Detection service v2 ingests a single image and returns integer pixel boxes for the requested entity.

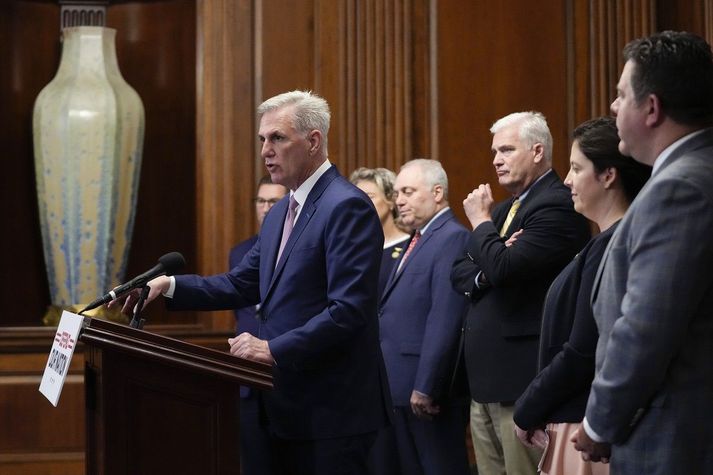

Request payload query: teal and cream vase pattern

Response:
[33,26,144,325]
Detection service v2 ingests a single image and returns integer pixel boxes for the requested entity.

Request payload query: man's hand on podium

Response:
[107,276,171,316]
[228,333,274,365]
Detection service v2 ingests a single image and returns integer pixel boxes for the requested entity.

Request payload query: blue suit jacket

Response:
[228,234,259,399]
[588,129,713,473]
[170,165,391,440]
[229,234,259,335]
[379,209,470,406]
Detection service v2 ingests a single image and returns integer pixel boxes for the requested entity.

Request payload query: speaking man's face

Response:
[258,107,315,191]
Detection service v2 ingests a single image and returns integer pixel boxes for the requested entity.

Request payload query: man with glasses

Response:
[228,175,286,475]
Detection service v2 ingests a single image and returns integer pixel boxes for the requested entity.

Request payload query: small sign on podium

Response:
[39,311,84,406]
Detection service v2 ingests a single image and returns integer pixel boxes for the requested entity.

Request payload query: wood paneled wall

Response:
[3,1,713,473]
[3,0,713,329]
[0,0,198,327]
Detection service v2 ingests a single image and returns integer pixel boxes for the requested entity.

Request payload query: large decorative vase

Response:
[33,26,144,325]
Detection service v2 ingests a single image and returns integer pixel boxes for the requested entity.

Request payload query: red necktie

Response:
[276,195,299,264]
[398,231,421,271]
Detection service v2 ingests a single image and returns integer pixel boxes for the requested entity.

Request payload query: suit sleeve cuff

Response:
[583,417,606,442]
[267,341,278,366]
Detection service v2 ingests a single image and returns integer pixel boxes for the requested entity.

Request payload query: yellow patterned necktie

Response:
[499,198,520,236]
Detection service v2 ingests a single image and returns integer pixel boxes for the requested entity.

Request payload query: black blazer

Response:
[513,224,616,428]
[451,170,591,403]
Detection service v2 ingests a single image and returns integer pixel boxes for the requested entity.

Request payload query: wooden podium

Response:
[79,317,272,475]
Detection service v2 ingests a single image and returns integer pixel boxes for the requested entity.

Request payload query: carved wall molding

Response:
[568,0,656,124]
[59,0,108,29]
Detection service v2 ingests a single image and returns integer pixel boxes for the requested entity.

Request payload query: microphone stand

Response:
[129,285,151,329]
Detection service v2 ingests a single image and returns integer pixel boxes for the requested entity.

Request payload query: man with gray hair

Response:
[450,112,590,474]
[114,90,390,474]
[376,159,471,474]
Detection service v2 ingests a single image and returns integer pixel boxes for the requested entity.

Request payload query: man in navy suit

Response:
[229,176,287,333]
[228,175,286,475]
[377,159,471,475]
[118,90,390,475]
[572,31,713,474]
[450,112,590,475]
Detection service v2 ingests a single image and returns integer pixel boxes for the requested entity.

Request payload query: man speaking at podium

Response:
[111,90,390,475]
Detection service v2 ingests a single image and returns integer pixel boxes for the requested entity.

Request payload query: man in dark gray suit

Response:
[573,31,713,474]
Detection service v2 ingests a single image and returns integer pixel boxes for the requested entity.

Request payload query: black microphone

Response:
[79,252,186,314]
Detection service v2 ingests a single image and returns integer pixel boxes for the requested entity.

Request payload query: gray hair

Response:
[400,158,449,200]
[350,167,399,218]
[490,111,553,163]
[257,90,331,149]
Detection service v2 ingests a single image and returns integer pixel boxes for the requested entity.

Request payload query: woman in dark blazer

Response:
[512,117,651,474]
[350,167,410,297]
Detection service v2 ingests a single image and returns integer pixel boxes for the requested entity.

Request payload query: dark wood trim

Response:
[81,318,272,389]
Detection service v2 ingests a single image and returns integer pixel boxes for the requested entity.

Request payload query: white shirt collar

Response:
[290,159,332,221]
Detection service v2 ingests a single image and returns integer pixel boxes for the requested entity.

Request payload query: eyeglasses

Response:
[254,198,281,206]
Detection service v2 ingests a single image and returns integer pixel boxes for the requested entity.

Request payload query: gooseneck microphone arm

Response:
[129,284,152,329]
[78,252,185,315]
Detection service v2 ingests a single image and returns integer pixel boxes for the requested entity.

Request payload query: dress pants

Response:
[470,400,542,475]
[390,404,471,475]
[240,394,279,475]
[368,423,401,475]
[272,431,376,475]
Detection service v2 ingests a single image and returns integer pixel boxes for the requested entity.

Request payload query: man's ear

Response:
[308,130,322,155]
[432,184,445,203]
[645,94,665,128]
[532,143,545,164]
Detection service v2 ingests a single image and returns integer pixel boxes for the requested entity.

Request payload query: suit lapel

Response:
[504,170,560,235]
[260,198,287,297]
[592,129,713,306]
[590,227,618,306]
[496,197,516,235]
[271,198,316,283]
[264,166,339,301]
[380,210,452,303]
[654,128,713,177]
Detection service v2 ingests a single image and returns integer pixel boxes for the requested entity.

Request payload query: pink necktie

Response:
[276,195,299,264]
